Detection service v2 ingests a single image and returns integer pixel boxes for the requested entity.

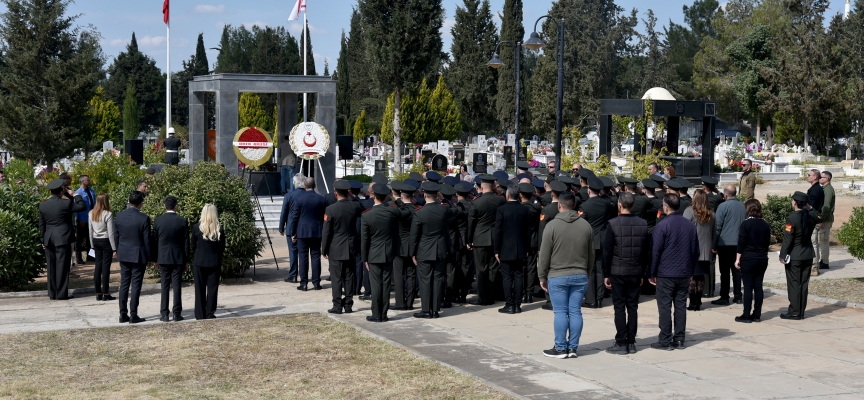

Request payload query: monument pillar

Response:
[215,90,239,171]
[188,91,208,164]
[315,90,337,192]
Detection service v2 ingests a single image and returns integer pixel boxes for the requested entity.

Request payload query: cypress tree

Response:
[353,109,369,143]
[336,30,351,135]
[496,0,524,134]
[123,82,140,140]
[238,92,274,132]
[172,33,209,128]
[88,86,121,145]
[431,76,463,141]
[448,0,498,136]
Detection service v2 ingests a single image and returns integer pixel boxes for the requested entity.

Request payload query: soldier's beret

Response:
[403,179,420,190]
[425,171,442,182]
[617,176,638,184]
[349,180,363,190]
[439,183,456,196]
[792,191,808,202]
[533,178,545,188]
[650,174,667,183]
[454,182,473,194]
[666,179,682,189]
[480,174,497,183]
[421,181,440,193]
[674,177,694,188]
[641,179,659,189]
[588,177,604,191]
[372,173,388,184]
[47,178,65,190]
[497,178,512,187]
[372,184,391,196]
[518,183,535,194]
[334,180,352,191]
[549,180,568,193]
[493,170,509,181]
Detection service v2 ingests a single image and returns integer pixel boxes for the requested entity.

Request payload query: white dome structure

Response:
[641,87,676,101]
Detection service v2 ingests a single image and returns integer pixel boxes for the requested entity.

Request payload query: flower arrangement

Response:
[529,159,540,168]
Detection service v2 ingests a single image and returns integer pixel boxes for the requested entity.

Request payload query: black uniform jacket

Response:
[579,196,617,250]
[780,209,820,262]
[38,194,86,246]
[493,201,532,261]
[360,203,403,263]
[467,192,506,247]
[322,199,362,261]
[410,201,460,261]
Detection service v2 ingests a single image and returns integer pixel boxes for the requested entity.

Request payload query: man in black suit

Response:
[361,184,403,322]
[467,175,506,305]
[494,184,532,314]
[152,196,189,322]
[163,127,181,165]
[579,177,617,308]
[453,182,475,303]
[518,183,541,304]
[392,183,419,310]
[322,181,362,314]
[279,173,306,282]
[410,182,462,318]
[288,177,327,291]
[38,178,87,300]
[114,191,152,323]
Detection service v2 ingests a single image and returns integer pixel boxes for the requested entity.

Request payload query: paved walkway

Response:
[2,239,864,399]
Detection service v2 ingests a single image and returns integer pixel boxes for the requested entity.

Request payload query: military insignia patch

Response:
[785,223,792,232]
[540,214,545,221]
[324,214,329,221]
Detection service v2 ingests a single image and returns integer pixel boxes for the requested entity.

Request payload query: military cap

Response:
[480,174,498,183]
[549,180,568,193]
[515,173,530,181]
[674,177,694,188]
[587,177,604,191]
[425,171,442,182]
[665,179,682,189]
[403,178,420,190]
[442,176,459,186]
[493,170,509,181]
[59,172,70,180]
[617,176,638,184]
[409,172,424,181]
[390,180,403,193]
[372,173,388,184]
[599,176,615,188]
[474,175,484,185]
[641,178,659,189]
[389,179,402,187]
[518,182,535,194]
[334,180,352,191]
[557,170,570,178]
[578,168,596,179]
[146,166,157,175]
[650,174,667,183]
[421,181,440,193]
[533,178,545,188]
[455,182,473,194]
[397,182,415,192]
[349,180,363,190]
[46,178,66,190]
[792,191,808,202]
[372,184,391,196]
[439,183,456,196]
[516,160,531,170]
[701,176,719,186]
[498,178,512,187]
[536,167,550,175]
[558,176,575,185]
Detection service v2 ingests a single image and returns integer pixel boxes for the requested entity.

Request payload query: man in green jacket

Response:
[538,192,595,360]
[815,171,836,270]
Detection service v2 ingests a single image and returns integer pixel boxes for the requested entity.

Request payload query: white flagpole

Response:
[166,16,171,130]
[302,9,308,123]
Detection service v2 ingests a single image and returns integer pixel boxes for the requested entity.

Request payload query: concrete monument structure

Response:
[188,74,337,192]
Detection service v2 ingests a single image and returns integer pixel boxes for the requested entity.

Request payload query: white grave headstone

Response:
[847,147,852,161]
[437,140,449,155]
[477,135,486,145]
[428,142,437,153]
[507,134,516,147]
[103,141,114,151]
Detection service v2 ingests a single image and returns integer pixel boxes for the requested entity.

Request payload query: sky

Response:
[0,0,855,75]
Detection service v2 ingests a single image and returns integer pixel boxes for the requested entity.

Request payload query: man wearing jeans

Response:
[649,194,699,350]
[711,185,745,305]
[538,192,595,359]
[280,145,297,195]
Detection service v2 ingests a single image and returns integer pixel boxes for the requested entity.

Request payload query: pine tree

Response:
[336,30,351,135]
[238,92,274,132]
[106,33,165,132]
[639,10,671,93]
[496,0,524,134]
[172,33,210,128]
[837,0,864,151]
[726,24,775,143]
[358,0,444,172]
[123,82,140,140]
[0,0,104,167]
[665,0,720,99]
[353,109,369,143]
[323,59,330,76]
[88,86,121,145]
[448,0,498,136]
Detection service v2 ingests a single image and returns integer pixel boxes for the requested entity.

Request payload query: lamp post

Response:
[523,15,565,170]
[487,41,522,161]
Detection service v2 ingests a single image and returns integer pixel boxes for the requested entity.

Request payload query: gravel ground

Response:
[765,278,864,304]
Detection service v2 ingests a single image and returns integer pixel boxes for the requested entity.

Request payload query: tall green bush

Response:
[72,151,143,213]
[0,186,45,289]
[763,194,792,243]
[838,206,864,261]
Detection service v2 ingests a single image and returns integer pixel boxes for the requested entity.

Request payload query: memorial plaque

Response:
[428,142,438,153]
[431,154,448,171]
[477,135,486,145]
[422,150,434,164]
[374,160,387,175]
[520,146,527,161]
[504,146,514,168]
[437,140,449,154]
[473,152,488,174]
[507,134,516,147]
[454,149,465,165]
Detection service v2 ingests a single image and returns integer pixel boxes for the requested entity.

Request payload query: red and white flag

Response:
[162,0,169,24]
[288,0,306,21]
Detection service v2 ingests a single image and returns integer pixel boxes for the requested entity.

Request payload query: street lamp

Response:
[487,40,522,161]
[523,15,565,170]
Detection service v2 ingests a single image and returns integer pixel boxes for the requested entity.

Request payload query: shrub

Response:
[2,159,39,193]
[763,194,792,243]
[0,188,45,289]
[143,142,166,166]
[838,206,864,261]
[72,152,143,213]
[342,174,372,183]
[142,163,264,278]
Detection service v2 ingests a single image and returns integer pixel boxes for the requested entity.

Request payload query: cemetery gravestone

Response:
[454,149,465,165]
[504,146,514,168]
[431,154,448,172]
[375,160,386,175]
[422,150,433,164]
[473,153,488,174]
[438,140,449,155]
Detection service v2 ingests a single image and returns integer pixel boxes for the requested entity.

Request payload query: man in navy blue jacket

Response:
[288,177,327,291]
[279,173,307,283]
[114,191,151,324]
[648,193,699,351]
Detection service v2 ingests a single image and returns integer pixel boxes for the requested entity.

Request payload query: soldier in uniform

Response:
[780,192,820,320]
[579,177,617,308]
[641,179,662,231]
[410,182,461,318]
[675,177,693,210]
[539,180,568,310]
[454,182,475,303]
[494,184,532,314]
[519,183,541,304]
[467,175,506,305]
[322,180,363,314]
[361,183,402,322]
[576,169,594,203]
[619,177,647,218]
[163,127,181,165]
[701,176,724,212]
[600,176,617,207]
[392,183,419,310]
[650,174,667,199]
[440,183,464,308]
[38,178,87,300]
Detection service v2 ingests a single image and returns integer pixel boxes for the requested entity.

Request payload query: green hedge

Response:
[839,206,864,261]
[342,174,373,183]
[0,187,46,290]
[763,194,792,244]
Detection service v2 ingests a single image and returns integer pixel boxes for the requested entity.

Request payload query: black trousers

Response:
[355,252,370,296]
[393,255,416,308]
[193,266,220,319]
[453,249,472,299]
[611,275,641,345]
[785,260,813,317]
[524,250,538,296]
[329,259,355,309]
[119,262,146,317]
[717,246,741,300]
[584,250,605,305]
[655,276,690,344]
[741,258,767,318]
[703,255,717,297]
[417,259,446,313]
[76,223,90,261]
[165,152,179,165]
[297,237,322,286]
[500,259,524,307]
[46,243,72,300]
[159,264,183,318]
[369,262,393,318]
[445,252,458,301]
[473,246,498,304]
[91,238,113,294]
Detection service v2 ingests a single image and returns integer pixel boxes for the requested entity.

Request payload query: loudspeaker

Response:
[124,139,144,165]
[337,135,354,160]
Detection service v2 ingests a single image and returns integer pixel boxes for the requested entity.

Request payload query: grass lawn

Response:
[0,314,512,399]
[766,278,864,304]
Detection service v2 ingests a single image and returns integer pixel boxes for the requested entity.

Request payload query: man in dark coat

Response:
[152,196,189,322]
[440,183,465,309]
[163,127,181,165]
[579,177,617,308]
[701,176,724,212]
[38,178,87,300]
[466,175,506,305]
[392,183,419,310]
[114,191,152,323]
[518,183,541,304]
[361,184,402,322]
[288,177,327,291]
[453,182,475,303]
[494,185,532,314]
[780,191,821,319]
[279,173,306,282]
[322,181,362,314]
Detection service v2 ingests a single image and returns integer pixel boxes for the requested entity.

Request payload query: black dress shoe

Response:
[313,285,323,291]
[711,298,730,305]
[297,285,308,291]
[687,304,694,311]
[413,312,432,319]
[650,342,675,351]
[819,262,830,269]
[102,294,115,301]
[693,304,701,311]
[735,315,752,323]
[541,302,553,311]
[119,315,130,323]
[514,305,522,313]
[344,307,353,314]
[732,298,742,304]
[174,315,184,322]
[780,313,800,320]
[498,306,515,314]
[327,307,343,314]
[405,306,414,311]
[129,316,146,324]
[283,276,298,282]
[432,312,440,318]
[381,316,389,322]
[675,341,685,350]
[390,305,405,310]
[606,343,629,355]
[366,315,382,322]
[160,316,170,322]
[628,344,637,354]
[97,294,103,301]
[750,316,761,322]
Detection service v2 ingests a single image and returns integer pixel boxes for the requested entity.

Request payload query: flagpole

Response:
[302,9,308,123]
[166,15,171,130]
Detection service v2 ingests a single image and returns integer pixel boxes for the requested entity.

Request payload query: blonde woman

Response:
[192,204,226,320]
[88,193,116,301]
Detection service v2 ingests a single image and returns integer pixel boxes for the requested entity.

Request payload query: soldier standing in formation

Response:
[467,175,506,306]
[579,177,617,308]
[322,180,362,315]
[494,185,532,314]
[360,184,403,322]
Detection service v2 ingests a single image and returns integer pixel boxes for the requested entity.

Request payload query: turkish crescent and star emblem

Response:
[290,122,330,160]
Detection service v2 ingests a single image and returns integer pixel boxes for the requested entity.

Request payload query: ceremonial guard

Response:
[163,127,181,165]
[494,185,532,314]
[38,178,86,300]
[579,177,617,308]
[780,192,820,320]
[361,184,402,322]
[675,177,693,210]
[322,180,363,314]
[519,182,541,304]
[641,179,662,230]
[392,183,418,310]
[467,175,506,305]
[619,177,647,218]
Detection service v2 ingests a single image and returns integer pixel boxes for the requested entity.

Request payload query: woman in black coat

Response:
[192,204,226,320]
[735,199,772,323]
